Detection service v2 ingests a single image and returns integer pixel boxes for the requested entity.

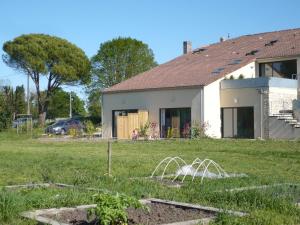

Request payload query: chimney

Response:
[220,37,224,42]
[183,41,192,54]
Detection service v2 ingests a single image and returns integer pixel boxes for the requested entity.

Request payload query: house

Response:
[101,28,300,139]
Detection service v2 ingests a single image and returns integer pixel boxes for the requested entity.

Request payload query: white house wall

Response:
[269,87,297,115]
[220,88,262,138]
[102,88,202,138]
[298,58,300,98]
[225,62,256,79]
[204,62,258,138]
[203,79,222,138]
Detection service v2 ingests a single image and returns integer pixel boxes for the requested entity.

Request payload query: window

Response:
[221,107,254,139]
[160,108,191,138]
[259,59,297,79]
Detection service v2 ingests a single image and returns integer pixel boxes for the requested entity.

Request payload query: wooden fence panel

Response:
[138,110,149,127]
[117,110,149,139]
[128,113,139,137]
[117,116,129,139]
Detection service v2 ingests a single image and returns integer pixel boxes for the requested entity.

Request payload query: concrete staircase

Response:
[269,110,300,139]
[271,110,300,128]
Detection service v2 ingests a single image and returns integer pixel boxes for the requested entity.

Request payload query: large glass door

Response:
[160,108,191,138]
[237,107,254,138]
[221,107,254,139]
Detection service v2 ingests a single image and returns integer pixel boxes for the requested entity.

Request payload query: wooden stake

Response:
[107,140,112,176]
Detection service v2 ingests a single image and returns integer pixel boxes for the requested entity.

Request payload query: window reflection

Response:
[259,59,297,79]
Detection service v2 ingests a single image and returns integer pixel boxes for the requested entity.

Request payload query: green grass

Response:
[0,131,300,224]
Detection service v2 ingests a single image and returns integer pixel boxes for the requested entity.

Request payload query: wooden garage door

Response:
[116,110,149,139]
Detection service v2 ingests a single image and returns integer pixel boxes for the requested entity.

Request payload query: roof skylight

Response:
[265,40,278,46]
[245,50,259,56]
[228,59,242,65]
[192,48,207,54]
[212,67,225,75]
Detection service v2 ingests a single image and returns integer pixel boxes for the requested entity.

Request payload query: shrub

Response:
[17,122,28,132]
[138,122,150,139]
[0,112,12,132]
[182,123,191,138]
[84,120,95,136]
[89,193,146,225]
[68,127,78,137]
[149,122,158,139]
[68,123,83,137]
[191,121,209,138]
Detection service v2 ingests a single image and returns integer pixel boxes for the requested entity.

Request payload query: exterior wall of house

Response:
[269,87,297,115]
[256,56,300,77]
[102,88,202,138]
[294,74,300,121]
[298,67,300,99]
[294,101,300,122]
[220,77,298,139]
[225,62,256,79]
[102,58,300,139]
[298,58,300,100]
[203,79,222,138]
[225,56,300,80]
[269,117,300,139]
[298,58,300,75]
[220,88,263,139]
[201,62,257,138]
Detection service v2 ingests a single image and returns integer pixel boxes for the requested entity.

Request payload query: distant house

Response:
[102,28,300,139]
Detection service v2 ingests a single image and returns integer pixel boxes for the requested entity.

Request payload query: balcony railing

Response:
[221,77,298,90]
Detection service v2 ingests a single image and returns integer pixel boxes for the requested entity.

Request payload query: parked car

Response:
[45,119,84,135]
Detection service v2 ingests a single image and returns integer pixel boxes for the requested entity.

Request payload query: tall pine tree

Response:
[14,85,26,115]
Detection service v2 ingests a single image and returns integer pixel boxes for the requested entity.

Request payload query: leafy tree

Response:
[47,88,86,119]
[28,91,39,119]
[0,96,10,131]
[87,37,156,123]
[90,37,157,89]
[87,90,101,123]
[14,85,26,115]
[0,86,13,130]
[2,34,91,125]
[70,92,86,117]
[0,85,28,131]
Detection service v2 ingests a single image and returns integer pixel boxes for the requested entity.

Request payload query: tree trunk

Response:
[31,71,54,126]
[36,79,49,127]
[38,111,46,126]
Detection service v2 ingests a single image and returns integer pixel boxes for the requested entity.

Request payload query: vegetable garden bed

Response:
[21,198,246,225]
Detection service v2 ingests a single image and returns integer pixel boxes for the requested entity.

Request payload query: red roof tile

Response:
[104,28,300,93]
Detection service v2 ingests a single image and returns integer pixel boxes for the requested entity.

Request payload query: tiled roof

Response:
[104,28,300,93]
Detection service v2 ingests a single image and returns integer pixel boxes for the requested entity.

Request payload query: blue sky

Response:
[0,0,300,99]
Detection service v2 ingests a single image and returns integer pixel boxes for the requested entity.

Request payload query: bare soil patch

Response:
[41,202,216,225]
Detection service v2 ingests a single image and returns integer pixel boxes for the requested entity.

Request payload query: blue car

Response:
[45,119,84,135]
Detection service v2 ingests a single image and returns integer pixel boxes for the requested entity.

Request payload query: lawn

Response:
[0,131,300,224]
